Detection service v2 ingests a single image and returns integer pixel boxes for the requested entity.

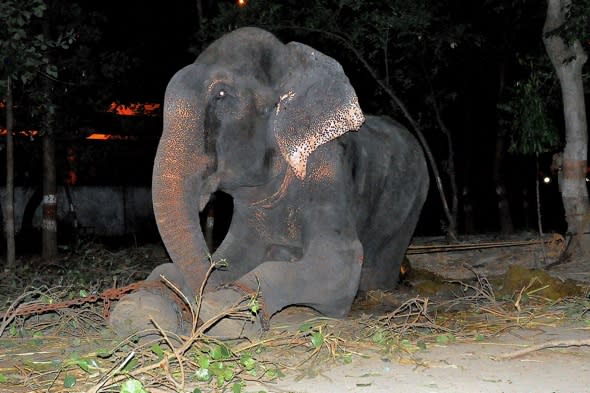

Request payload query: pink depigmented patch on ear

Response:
[285,99,365,179]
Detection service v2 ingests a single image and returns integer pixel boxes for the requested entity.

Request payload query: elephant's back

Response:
[341,115,428,200]
[339,114,429,256]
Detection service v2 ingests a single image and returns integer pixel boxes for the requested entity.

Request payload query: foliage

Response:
[193,0,471,115]
[0,0,50,87]
[0,0,136,137]
[500,61,561,156]
[545,0,590,46]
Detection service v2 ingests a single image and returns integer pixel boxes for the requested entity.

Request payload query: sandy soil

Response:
[242,233,590,393]
[1,234,589,393]
[243,324,590,393]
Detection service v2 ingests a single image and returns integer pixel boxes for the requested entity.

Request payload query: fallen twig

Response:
[495,338,590,360]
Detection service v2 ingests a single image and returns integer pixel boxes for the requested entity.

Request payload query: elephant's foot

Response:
[109,290,188,339]
[198,288,265,339]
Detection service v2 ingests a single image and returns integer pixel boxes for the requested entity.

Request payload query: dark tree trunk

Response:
[4,77,16,269]
[543,0,590,257]
[493,130,514,233]
[196,0,203,26]
[41,14,57,261]
[461,80,475,234]
[42,132,57,260]
[431,94,458,240]
[493,61,514,234]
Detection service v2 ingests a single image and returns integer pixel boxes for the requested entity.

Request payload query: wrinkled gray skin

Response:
[110,27,428,338]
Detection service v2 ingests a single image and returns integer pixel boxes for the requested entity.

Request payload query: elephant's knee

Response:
[305,240,363,317]
[147,263,193,297]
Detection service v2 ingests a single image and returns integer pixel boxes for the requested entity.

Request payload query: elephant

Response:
[109,27,429,338]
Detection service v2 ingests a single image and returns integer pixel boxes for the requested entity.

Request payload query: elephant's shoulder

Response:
[361,115,409,138]
[355,115,422,152]
[303,140,348,186]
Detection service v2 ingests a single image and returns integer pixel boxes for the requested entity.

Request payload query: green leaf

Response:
[298,322,313,332]
[311,332,324,349]
[265,367,284,379]
[33,5,46,17]
[120,379,147,393]
[342,353,353,364]
[192,389,202,393]
[232,382,243,393]
[249,298,260,314]
[75,359,91,373]
[46,64,58,79]
[240,355,256,370]
[371,330,386,345]
[63,375,76,388]
[223,367,234,382]
[198,356,210,369]
[436,334,455,345]
[9,325,17,337]
[210,344,231,360]
[0,373,7,383]
[151,344,164,359]
[122,358,139,373]
[195,367,211,382]
[79,289,88,297]
[96,348,112,358]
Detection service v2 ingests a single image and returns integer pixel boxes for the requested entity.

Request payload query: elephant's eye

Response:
[215,89,226,100]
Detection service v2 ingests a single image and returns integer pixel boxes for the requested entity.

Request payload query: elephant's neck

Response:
[232,165,293,208]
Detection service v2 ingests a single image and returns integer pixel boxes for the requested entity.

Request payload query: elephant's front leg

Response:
[198,198,364,337]
[240,235,363,317]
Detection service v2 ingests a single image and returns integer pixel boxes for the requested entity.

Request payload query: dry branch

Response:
[496,338,590,360]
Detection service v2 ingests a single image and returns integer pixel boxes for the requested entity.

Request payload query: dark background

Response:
[3,0,587,243]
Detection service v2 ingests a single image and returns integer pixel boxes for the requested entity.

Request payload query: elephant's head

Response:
[152,27,364,287]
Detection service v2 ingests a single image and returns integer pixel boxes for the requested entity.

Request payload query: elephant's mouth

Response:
[199,190,233,253]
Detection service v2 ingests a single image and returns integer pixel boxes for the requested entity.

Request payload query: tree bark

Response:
[41,13,57,261]
[430,93,458,240]
[42,132,57,260]
[493,61,514,233]
[543,0,590,256]
[196,0,203,27]
[493,129,514,233]
[4,77,16,269]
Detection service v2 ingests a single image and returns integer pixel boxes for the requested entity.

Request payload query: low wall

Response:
[0,186,156,237]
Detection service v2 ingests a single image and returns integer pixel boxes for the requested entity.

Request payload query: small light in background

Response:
[237,0,248,8]
[543,176,551,184]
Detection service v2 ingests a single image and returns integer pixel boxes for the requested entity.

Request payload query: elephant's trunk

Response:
[152,65,212,292]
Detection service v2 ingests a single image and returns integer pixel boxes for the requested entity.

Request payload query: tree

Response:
[0,0,49,268]
[543,0,590,256]
[1,0,115,262]
[502,64,561,262]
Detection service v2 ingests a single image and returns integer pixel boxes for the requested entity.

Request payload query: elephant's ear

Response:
[273,42,365,179]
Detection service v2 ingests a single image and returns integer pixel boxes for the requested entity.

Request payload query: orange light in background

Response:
[66,170,78,185]
[0,129,39,138]
[86,133,110,140]
[237,0,248,8]
[107,102,161,116]
[86,133,138,141]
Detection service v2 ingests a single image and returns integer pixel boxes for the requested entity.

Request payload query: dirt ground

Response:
[1,233,589,393]
[248,325,590,393]
[244,233,590,393]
